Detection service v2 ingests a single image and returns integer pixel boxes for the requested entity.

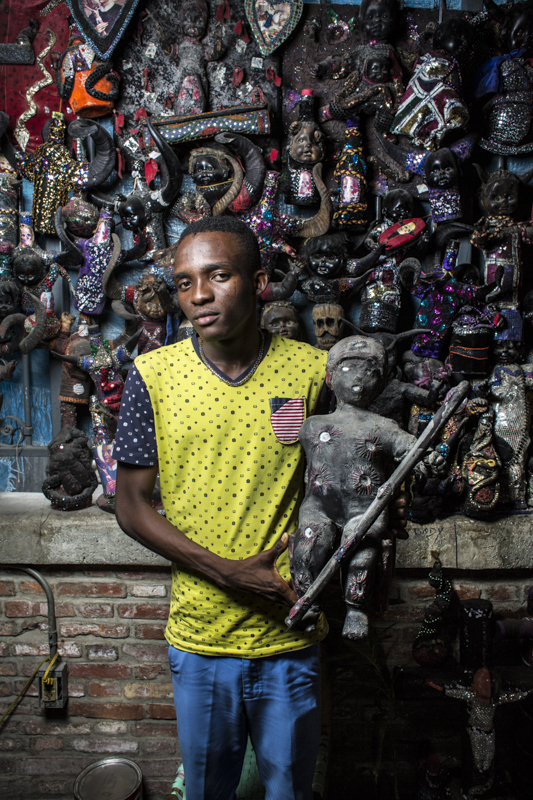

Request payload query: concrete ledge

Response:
[0,493,170,567]
[2,493,533,570]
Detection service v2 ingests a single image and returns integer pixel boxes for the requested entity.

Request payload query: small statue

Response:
[312,303,347,351]
[285,91,326,207]
[42,425,98,511]
[114,121,182,259]
[260,301,303,340]
[427,668,532,797]
[172,0,225,116]
[412,556,456,667]
[0,111,115,234]
[474,339,533,509]
[363,189,415,250]
[461,408,502,519]
[475,3,533,155]
[390,18,472,149]
[470,167,533,343]
[0,281,46,355]
[291,335,444,638]
[47,314,92,430]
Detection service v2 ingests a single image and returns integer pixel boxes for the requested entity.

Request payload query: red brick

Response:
[142,738,178,754]
[146,703,176,719]
[37,779,71,795]
[0,738,27,750]
[0,622,18,636]
[0,643,8,656]
[0,681,13,696]
[58,582,126,598]
[118,602,169,619]
[20,757,91,775]
[14,680,38,697]
[70,663,130,679]
[88,681,122,698]
[134,624,166,640]
[0,663,16,676]
[116,570,170,580]
[5,601,75,617]
[30,738,64,751]
[68,681,86,698]
[136,759,180,777]
[59,622,130,639]
[125,682,173,700]
[83,570,114,577]
[380,604,427,624]
[78,602,114,618]
[130,584,167,597]
[94,720,128,734]
[122,643,168,661]
[70,701,143,720]
[134,664,167,680]
[485,585,519,602]
[8,721,91,735]
[12,643,82,658]
[0,580,16,596]
[19,580,45,594]
[454,584,482,601]
[133,721,177,737]
[71,739,139,754]
[87,645,119,661]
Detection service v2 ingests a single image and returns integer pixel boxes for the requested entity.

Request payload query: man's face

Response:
[174,232,267,342]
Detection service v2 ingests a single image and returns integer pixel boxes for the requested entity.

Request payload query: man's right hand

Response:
[221,533,298,608]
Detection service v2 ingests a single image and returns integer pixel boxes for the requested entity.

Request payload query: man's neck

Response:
[200,327,263,381]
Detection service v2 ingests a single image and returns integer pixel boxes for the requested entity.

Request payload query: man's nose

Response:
[191,278,213,303]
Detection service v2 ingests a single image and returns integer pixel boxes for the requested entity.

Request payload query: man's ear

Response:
[254,269,269,295]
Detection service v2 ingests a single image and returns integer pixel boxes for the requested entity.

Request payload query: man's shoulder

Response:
[268,336,328,368]
[135,339,193,373]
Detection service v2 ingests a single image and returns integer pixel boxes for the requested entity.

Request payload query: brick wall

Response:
[0,567,178,800]
[0,566,531,799]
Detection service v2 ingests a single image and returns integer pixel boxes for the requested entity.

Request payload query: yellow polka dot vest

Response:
[135,335,329,657]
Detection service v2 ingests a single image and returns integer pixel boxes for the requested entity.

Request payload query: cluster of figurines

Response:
[2,0,533,523]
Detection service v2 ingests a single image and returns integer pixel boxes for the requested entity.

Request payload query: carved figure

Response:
[428,669,531,797]
[475,3,533,154]
[47,315,92,430]
[260,301,303,340]
[461,408,502,519]
[0,111,115,234]
[299,234,382,305]
[413,557,455,667]
[12,245,72,342]
[285,91,326,207]
[312,303,346,350]
[291,336,440,638]
[173,0,225,116]
[42,425,98,511]
[390,18,472,149]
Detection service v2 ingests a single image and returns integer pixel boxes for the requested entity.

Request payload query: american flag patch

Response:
[269,398,305,443]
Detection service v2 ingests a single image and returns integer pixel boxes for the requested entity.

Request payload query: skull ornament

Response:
[312,303,346,350]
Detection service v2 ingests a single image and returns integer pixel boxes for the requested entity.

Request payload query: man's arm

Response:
[115,462,298,607]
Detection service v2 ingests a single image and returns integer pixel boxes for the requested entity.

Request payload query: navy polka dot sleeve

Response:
[113,364,158,465]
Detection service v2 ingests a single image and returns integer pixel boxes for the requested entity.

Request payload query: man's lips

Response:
[194,311,219,325]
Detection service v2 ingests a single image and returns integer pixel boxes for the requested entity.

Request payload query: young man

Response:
[114,216,330,800]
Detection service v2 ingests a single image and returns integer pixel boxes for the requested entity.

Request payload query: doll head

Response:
[364,55,391,84]
[433,17,472,61]
[326,335,387,407]
[301,234,349,278]
[425,149,459,190]
[288,121,325,165]
[479,170,519,217]
[502,4,533,53]
[261,302,303,340]
[118,196,149,232]
[383,189,413,223]
[181,0,208,39]
[19,216,35,248]
[359,0,397,43]
[135,273,165,321]
[191,153,232,188]
[12,251,46,288]
[493,338,523,365]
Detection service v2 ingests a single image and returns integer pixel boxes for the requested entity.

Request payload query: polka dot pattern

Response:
[132,335,329,658]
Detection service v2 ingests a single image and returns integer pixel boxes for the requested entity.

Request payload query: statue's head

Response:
[136,273,165,321]
[118,195,149,232]
[433,17,472,60]
[261,302,302,340]
[312,303,346,350]
[502,4,533,52]
[190,153,232,188]
[364,55,391,83]
[359,0,397,43]
[326,335,387,407]
[301,234,349,278]
[383,189,413,223]
[12,251,46,288]
[288,121,325,165]
[181,0,208,39]
[479,170,519,217]
[493,338,523,365]
[425,148,459,190]
[18,215,34,248]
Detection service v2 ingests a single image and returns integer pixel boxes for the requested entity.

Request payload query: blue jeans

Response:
[168,644,321,800]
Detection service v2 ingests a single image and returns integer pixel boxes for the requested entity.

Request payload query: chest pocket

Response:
[269,397,306,444]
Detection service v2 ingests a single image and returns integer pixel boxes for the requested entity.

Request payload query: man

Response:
[114,216,329,800]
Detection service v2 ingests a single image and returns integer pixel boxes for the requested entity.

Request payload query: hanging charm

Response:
[65,0,142,59]
[244,0,303,57]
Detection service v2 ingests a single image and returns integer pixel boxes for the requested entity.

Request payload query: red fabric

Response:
[0,1,73,152]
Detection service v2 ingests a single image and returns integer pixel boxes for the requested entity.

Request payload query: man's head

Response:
[326,335,387,407]
[174,217,267,342]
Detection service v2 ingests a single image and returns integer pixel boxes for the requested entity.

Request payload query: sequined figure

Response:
[333,119,368,229]
[0,161,19,247]
[412,558,454,667]
[461,409,501,518]
[73,210,117,317]
[286,92,325,207]
[291,336,417,640]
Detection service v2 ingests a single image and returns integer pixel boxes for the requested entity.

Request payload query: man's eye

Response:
[213,272,230,280]
[177,281,190,291]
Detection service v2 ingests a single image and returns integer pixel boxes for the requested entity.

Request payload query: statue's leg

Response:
[289,513,338,631]
[340,515,386,640]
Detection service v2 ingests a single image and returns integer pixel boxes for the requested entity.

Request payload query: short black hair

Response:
[177,216,262,273]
